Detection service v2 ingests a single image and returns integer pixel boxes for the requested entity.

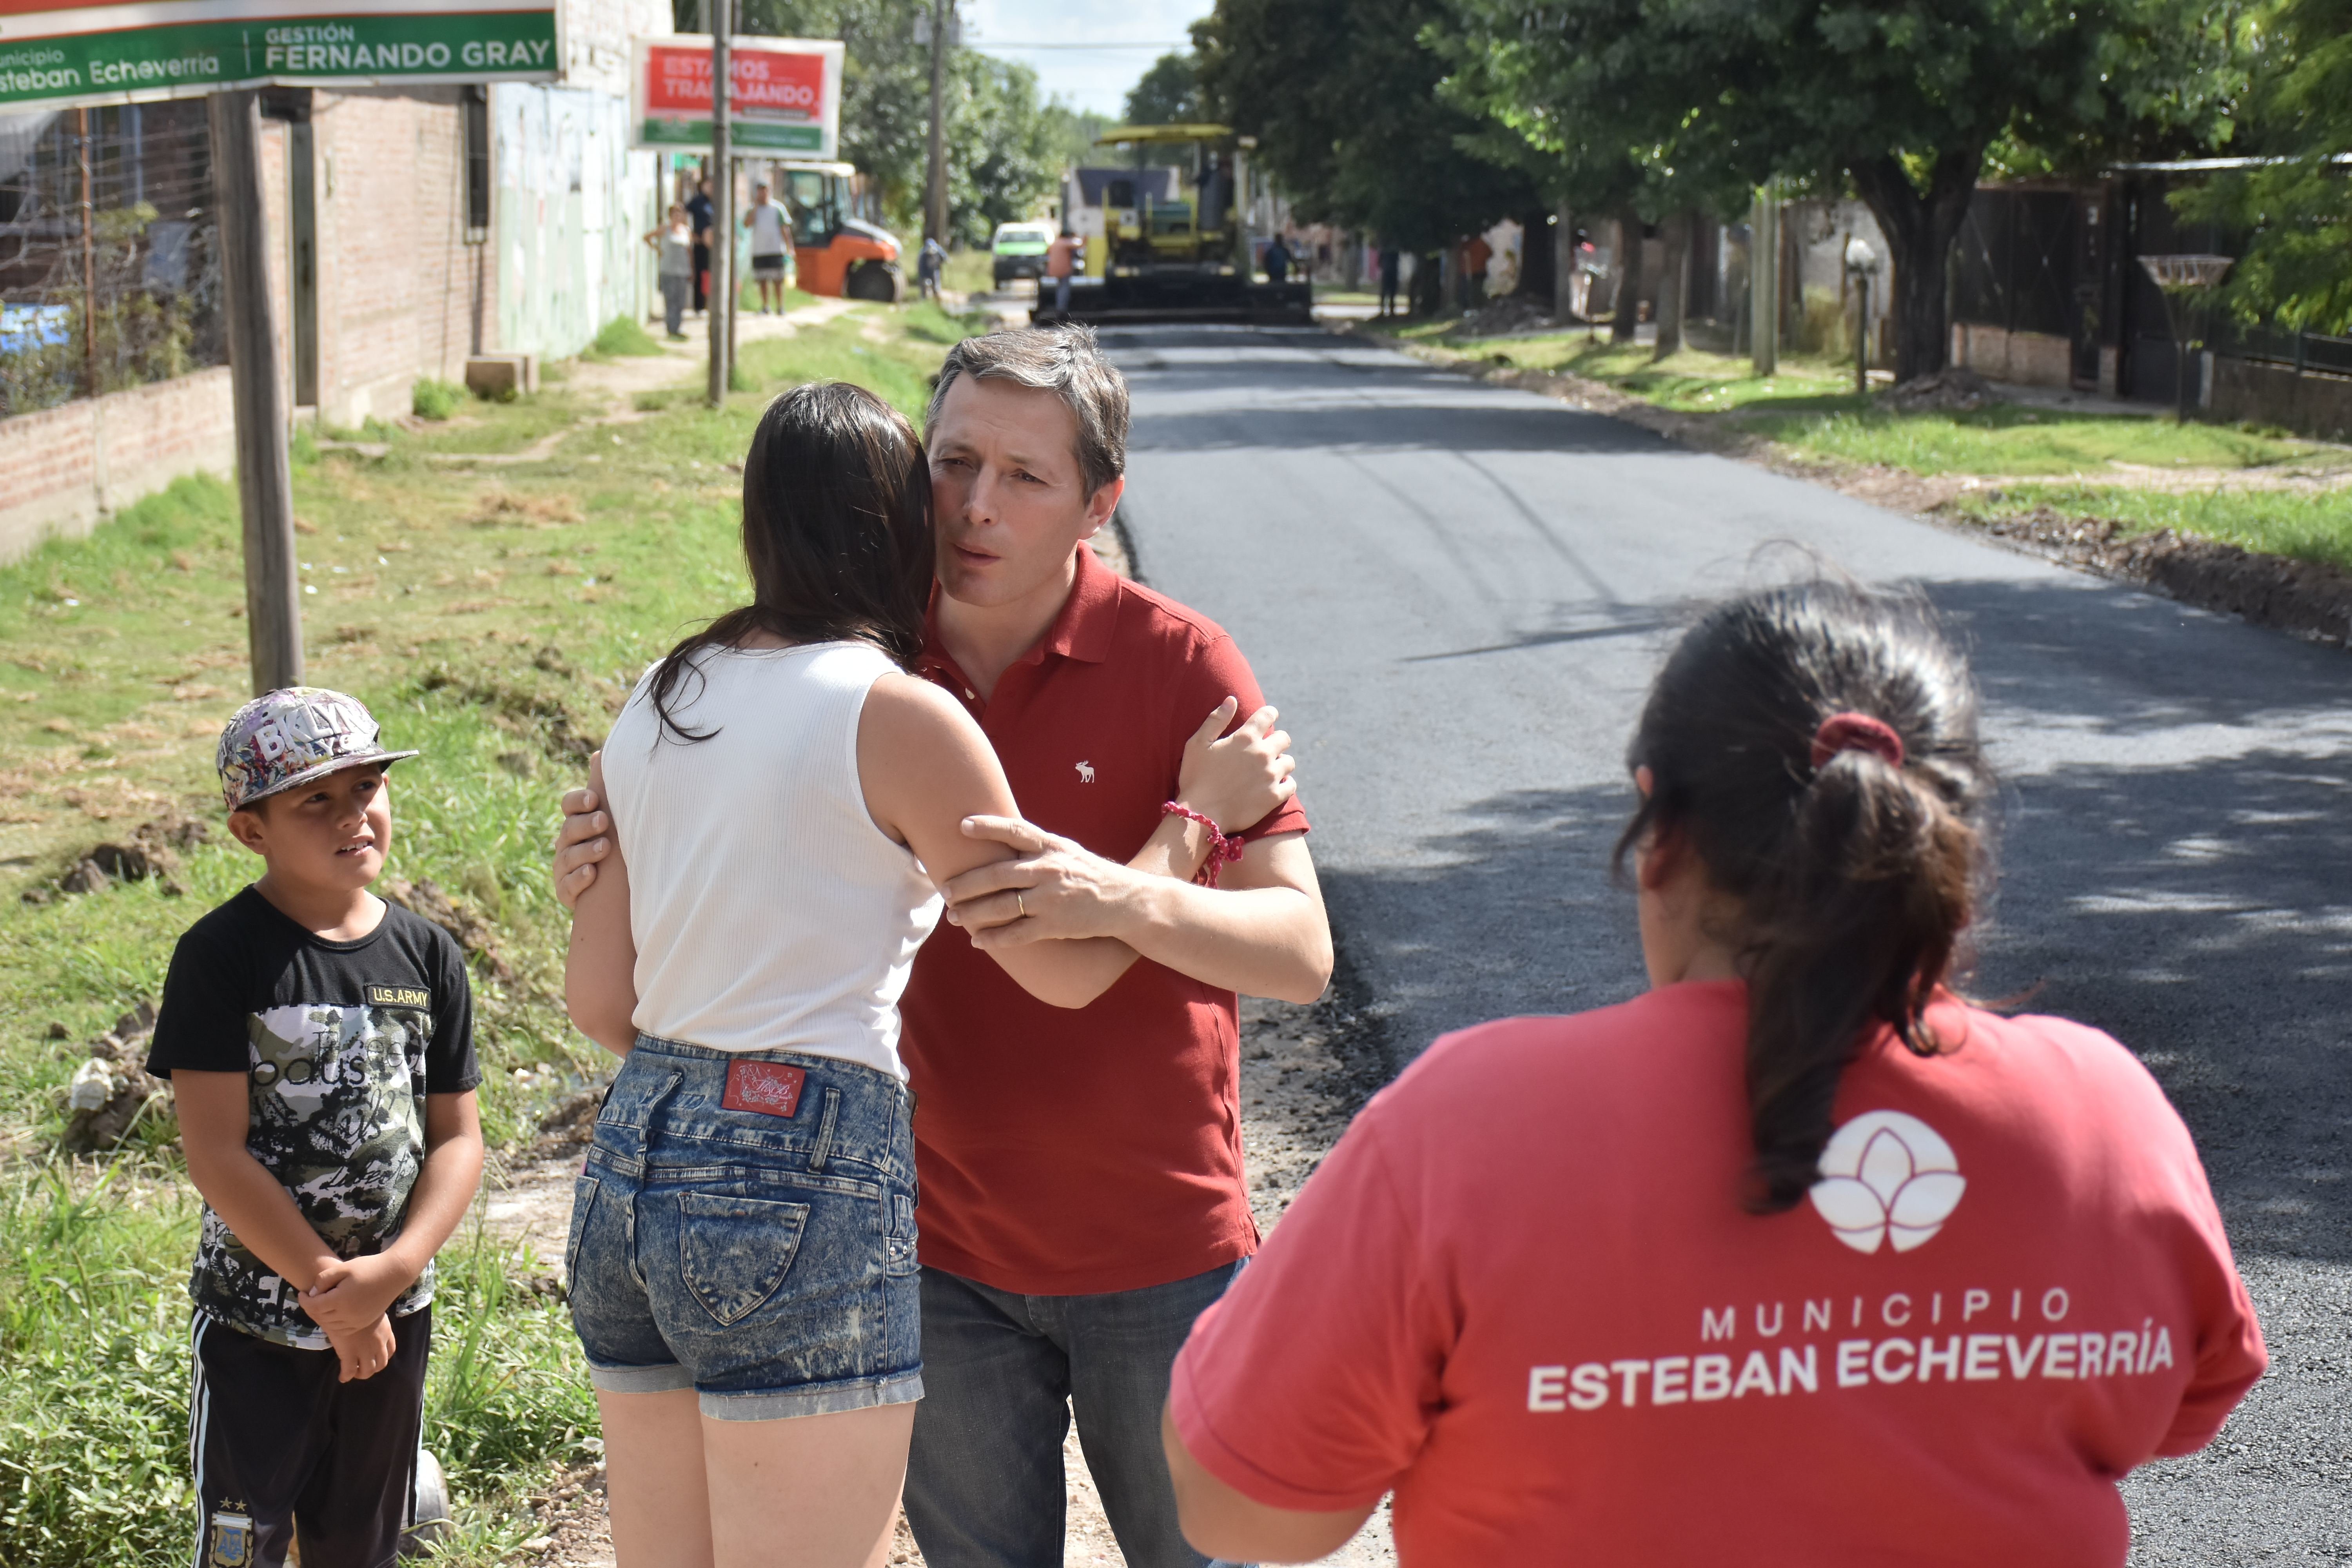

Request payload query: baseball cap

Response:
[216,686,419,812]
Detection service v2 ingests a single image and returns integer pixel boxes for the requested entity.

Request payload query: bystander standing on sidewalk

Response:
[1045,229,1080,319]
[686,178,714,316]
[1378,246,1401,317]
[745,181,793,315]
[646,204,694,340]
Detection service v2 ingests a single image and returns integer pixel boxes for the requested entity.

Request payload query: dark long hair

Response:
[1614,582,1993,1212]
[646,381,933,742]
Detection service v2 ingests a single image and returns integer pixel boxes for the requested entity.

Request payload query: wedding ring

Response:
[1016,891,1027,918]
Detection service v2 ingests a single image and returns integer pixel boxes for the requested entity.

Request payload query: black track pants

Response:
[188,1307,430,1568]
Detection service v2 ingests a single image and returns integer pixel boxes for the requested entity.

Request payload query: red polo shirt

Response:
[904,544,1311,1296]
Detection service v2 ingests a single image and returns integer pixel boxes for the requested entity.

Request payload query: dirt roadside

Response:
[1377,334,2352,651]
[478,985,1399,1568]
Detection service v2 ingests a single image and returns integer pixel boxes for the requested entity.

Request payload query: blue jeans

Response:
[567,1035,923,1421]
[1054,275,1073,316]
[905,1262,1243,1568]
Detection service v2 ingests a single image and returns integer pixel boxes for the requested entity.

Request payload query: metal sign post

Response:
[709,15,730,407]
[2138,254,2234,422]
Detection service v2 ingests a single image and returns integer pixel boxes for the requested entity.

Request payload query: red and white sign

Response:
[630,33,842,156]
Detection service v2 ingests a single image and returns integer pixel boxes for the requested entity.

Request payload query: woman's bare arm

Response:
[563,750,641,1054]
[1161,1405,1376,1563]
[859,673,1132,1009]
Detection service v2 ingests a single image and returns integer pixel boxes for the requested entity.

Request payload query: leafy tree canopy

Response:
[1436,0,2247,376]
[1194,0,1541,254]
[1124,52,1208,124]
[2174,0,2352,332]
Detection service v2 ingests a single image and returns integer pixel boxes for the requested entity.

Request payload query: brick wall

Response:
[0,367,235,561]
[1951,323,2074,390]
[312,87,490,425]
[2209,358,2352,443]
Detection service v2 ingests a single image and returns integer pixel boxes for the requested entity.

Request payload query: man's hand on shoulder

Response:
[1176,698,1295,838]
[552,763,612,911]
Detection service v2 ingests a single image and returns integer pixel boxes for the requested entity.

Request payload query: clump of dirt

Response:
[22,813,210,904]
[474,491,586,528]
[414,668,599,762]
[58,1001,171,1153]
[1954,506,2352,648]
[1886,367,1995,412]
[383,876,517,984]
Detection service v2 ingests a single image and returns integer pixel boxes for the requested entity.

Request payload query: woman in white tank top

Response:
[562,383,1127,1568]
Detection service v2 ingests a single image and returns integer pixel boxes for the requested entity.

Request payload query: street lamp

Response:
[2137,254,2233,423]
[1844,237,1879,397]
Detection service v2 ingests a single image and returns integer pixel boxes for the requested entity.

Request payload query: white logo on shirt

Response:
[1075,760,1095,783]
[1808,1111,1966,1255]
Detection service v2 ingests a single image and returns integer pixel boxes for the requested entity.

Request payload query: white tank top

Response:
[600,641,942,1078]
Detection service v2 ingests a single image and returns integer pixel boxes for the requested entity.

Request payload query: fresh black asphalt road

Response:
[1110,324,2351,1563]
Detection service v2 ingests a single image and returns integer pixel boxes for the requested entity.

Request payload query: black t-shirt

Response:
[147,887,480,1346]
[687,192,713,242]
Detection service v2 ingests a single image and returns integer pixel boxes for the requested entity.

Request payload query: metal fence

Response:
[0,100,225,418]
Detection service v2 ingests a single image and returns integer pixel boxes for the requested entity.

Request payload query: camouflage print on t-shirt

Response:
[190,994,436,1347]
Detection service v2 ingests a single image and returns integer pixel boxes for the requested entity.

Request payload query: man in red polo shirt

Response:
[554,325,1331,1568]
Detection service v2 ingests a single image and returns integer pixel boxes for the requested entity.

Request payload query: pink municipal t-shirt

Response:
[1170,982,2266,1567]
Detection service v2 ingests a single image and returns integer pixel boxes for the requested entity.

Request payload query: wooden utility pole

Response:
[1750,183,1779,377]
[707,11,731,407]
[208,90,303,695]
[923,0,948,247]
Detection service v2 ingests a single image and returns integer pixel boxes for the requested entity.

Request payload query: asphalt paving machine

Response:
[1046,123,1311,325]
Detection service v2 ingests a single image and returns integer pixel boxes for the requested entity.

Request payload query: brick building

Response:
[0,0,665,558]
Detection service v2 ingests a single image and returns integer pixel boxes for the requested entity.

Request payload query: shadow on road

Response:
[1328,746,2351,1267]
[1128,400,1679,457]
[1929,575,2352,733]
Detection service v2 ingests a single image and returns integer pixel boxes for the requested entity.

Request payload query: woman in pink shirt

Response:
[1161,581,2266,1566]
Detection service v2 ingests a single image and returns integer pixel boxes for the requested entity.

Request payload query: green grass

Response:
[1369,319,2352,566]
[0,298,978,1561]
[942,246,993,296]
[414,377,471,421]
[1953,482,2352,573]
[0,1161,597,1567]
[588,314,665,359]
[1743,404,2330,477]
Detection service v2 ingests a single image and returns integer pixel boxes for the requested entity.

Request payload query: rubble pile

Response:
[59,1002,170,1153]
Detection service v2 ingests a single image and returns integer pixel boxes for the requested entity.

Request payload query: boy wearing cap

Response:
[147,687,483,1568]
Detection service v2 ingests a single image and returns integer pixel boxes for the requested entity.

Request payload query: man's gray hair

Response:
[926,325,1128,496]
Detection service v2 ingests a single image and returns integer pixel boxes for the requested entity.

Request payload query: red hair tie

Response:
[1810,711,1906,771]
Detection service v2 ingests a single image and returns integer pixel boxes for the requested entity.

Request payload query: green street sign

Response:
[0,0,559,110]
[635,117,823,151]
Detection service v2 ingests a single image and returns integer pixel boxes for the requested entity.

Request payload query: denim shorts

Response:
[567,1034,923,1420]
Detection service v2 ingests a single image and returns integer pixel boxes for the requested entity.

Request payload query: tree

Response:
[1124,51,1206,124]
[2175,0,2352,334]
[1194,0,1540,303]
[1439,0,2246,379]
[942,53,1067,244]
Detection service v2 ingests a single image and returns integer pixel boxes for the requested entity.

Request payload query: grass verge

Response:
[0,296,978,1561]
[1365,317,2352,572]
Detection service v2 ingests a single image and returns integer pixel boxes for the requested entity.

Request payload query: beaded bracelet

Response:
[1162,802,1246,887]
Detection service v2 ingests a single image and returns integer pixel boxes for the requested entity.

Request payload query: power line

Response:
[965,40,1188,49]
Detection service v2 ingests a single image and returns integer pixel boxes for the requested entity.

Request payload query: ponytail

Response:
[1616,583,1991,1213]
